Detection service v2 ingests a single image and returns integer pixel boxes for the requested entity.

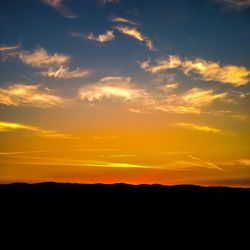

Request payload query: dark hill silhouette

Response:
[1,182,250,249]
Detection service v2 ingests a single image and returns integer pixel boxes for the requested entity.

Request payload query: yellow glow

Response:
[85,161,153,169]
[0,121,72,138]
[175,122,221,133]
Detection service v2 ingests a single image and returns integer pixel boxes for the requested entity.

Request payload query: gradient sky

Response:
[0,0,250,186]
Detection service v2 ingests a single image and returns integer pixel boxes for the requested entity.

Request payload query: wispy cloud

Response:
[141,55,250,86]
[1,74,227,114]
[109,15,138,25]
[7,46,91,79]
[85,30,115,43]
[9,47,70,68]
[187,154,223,171]
[0,148,117,155]
[175,122,221,133]
[79,76,151,103]
[78,76,228,114]
[115,25,155,50]
[41,66,91,79]
[0,44,19,52]
[0,158,153,169]
[215,0,250,10]
[85,161,152,169]
[42,0,78,18]
[0,83,67,108]
[155,87,227,114]
[154,105,201,114]
[157,83,179,92]
[181,88,227,107]
[0,121,72,138]
[182,58,250,86]
[141,55,182,73]
[100,0,120,4]
[217,158,250,167]
[128,108,148,114]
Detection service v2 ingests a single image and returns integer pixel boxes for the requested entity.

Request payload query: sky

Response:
[0,0,250,186]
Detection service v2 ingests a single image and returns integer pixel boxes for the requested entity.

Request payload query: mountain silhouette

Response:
[1,182,250,249]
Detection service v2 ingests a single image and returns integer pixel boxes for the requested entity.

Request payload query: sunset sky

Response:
[0,0,250,186]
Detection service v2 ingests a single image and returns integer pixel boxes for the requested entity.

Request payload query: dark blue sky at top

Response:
[0,0,250,86]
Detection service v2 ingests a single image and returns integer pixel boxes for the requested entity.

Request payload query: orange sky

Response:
[0,0,250,186]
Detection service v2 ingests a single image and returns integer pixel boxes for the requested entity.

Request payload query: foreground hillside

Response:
[1,183,250,249]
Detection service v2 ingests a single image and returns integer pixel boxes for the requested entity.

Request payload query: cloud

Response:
[155,87,227,114]
[175,122,221,133]
[85,30,115,43]
[7,46,91,79]
[215,0,250,10]
[0,44,19,52]
[78,76,228,114]
[158,83,179,92]
[109,16,138,25]
[85,161,152,169]
[129,108,148,114]
[154,105,201,114]
[79,76,151,103]
[182,58,250,86]
[219,158,250,167]
[0,157,152,169]
[141,55,250,86]
[181,88,227,107]
[187,154,223,171]
[41,66,91,79]
[141,56,182,73]
[9,47,70,68]
[0,121,72,138]
[0,84,66,108]
[211,109,249,122]
[100,0,120,4]
[42,0,78,18]
[115,25,155,50]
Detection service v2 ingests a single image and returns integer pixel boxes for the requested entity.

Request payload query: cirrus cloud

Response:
[0,83,67,108]
[0,121,72,138]
[42,0,78,18]
[115,25,155,51]
[141,55,182,73]
[9,47,70,68]
[155,87,228,114]
[141,55,250,86]
[109,15,138,26]
[79,76,152,103]
[215,0,250,10]
[41,66,91,79]
[174,122,221,133]
[0,44,20,52]
[77,75,228,115]
[181,88,227,107]
[71,30,115,43]
[100,0,120,4]
[86,30,115,43]
[6,46,91,79]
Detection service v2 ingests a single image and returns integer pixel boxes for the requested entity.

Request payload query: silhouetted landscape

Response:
[1,182,250,248]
